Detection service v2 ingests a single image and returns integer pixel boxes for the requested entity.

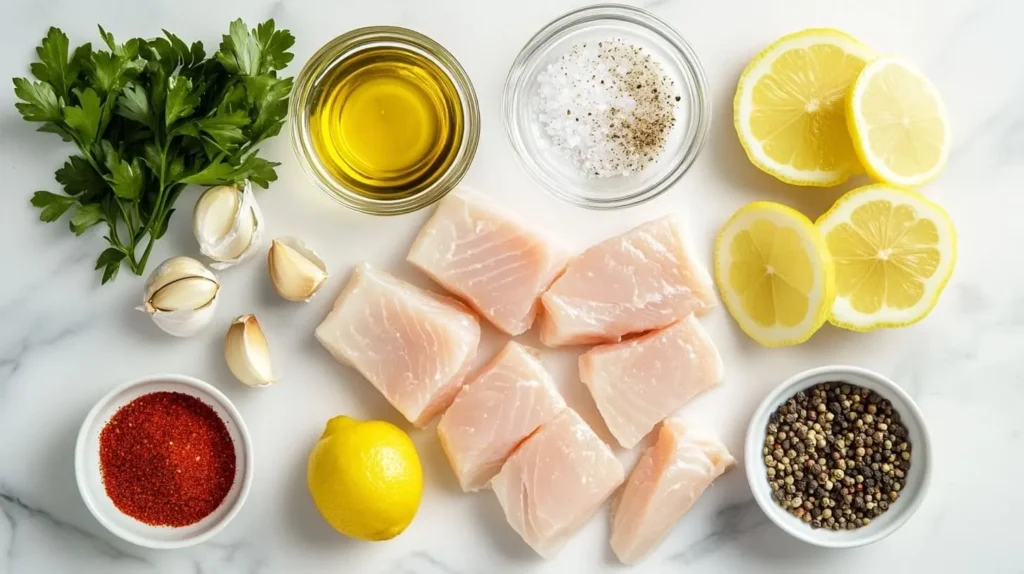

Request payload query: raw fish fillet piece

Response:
[611,420,735,565]
[540,216,716,346]
[438,341,566,491]
[579,316,723,448]
[490,408,624,558]
[407,189,570,336]
[315,263,481,428]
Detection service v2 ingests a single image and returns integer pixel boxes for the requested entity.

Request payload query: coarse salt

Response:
[534,38,679,178]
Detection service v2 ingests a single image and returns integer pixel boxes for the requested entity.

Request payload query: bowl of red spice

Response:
[75,374,253,549]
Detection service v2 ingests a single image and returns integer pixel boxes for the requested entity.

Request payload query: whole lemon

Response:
[307,415,423,540]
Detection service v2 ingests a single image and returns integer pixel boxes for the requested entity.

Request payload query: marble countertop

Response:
[1,0,1020,572]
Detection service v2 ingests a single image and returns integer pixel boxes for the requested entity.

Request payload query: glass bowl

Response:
[291,27,481,215]
[503,4,711,209]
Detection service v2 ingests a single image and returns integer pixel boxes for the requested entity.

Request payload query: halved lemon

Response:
[715,202,835,347]
[734,29,874,186]
[816,185,957,331]
[847,56,950,187]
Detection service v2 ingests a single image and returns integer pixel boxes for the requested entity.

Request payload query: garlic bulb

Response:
[193,181,264,269]
[139,256,220,337]
[224,314,277,387]
[267,236,328,302]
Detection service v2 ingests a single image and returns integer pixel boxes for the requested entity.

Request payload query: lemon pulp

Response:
[715,202,835,347]
[730,219,815,327]
[828,200,939,312]
[735,29,873,186]
[817,185,957,330]
[847,56,950,186]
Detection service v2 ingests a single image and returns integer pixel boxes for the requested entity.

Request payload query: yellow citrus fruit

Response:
[815,184,957,331]
[715,202,835,347]
[846,55,950,187]
[734,29,874,186]
[307,415,423,541]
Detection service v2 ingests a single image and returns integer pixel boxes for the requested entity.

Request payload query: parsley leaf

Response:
[165,75,201,127]
[234,153,279,188]
[179,109,251,146]
[69,203,105,235]
[13,78,62,122]
[244,75,292,141]
[179,157,240,185]
[95,247,126,284]
[37,122,76,142]
[255,21,295,73]
[14,20,293,283]
[105,156,145,200]
[55,155,106,197]
[31,191,77,222]
[116,82,152,127]
[89,29,143,96]
[30,28,88,99]
[63,87,102,145]
[217,19,262,76]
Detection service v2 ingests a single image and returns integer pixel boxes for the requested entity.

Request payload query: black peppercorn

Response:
[764,381,911,531]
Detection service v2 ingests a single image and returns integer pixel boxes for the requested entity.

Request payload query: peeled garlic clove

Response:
[225,314,277,387]
[138,256,220,337]
[267,236,328,302]
[193,181,264,269]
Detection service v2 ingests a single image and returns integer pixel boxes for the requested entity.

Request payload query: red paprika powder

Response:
[99,391,236,527]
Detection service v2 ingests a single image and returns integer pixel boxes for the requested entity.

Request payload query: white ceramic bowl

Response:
[744,365,932,548]
[75,374,253,549]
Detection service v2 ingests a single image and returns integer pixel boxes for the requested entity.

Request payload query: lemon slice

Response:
[734,29,874,186]
[816,185,956,331]
[715,202,835,347]
[847,56,950,187]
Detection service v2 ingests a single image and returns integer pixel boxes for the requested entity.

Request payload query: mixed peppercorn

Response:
[763,382,911,530]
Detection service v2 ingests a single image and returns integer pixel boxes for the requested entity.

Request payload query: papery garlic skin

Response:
[139,256,220,337]
[225,314,277,387]
[193,181,264,269]
[267,236,328,302]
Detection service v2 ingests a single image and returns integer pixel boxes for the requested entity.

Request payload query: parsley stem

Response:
[135,236,156,275]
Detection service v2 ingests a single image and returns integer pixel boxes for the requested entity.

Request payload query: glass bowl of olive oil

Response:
[292,27,480,215]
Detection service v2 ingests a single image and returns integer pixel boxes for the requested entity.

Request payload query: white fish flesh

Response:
[408,189,569,335]
[438,341,566,491]
[315,263,481,427]
[579,316,723,448]
[490,408,624,558]
[611,419,735,564]
[540,216,716,346]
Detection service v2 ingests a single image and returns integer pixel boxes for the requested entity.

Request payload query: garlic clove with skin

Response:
[148,276,220,312]
[224,314,277,387]
[139,256,220,337]
[267,236,329,302]
[193,181,264,269]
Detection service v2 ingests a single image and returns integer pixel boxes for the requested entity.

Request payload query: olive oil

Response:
[310,47,464,199]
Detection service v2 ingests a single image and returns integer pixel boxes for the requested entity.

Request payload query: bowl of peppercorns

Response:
[744,365,932,548]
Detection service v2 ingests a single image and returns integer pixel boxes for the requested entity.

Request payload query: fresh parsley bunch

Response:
[13,19,295,283]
